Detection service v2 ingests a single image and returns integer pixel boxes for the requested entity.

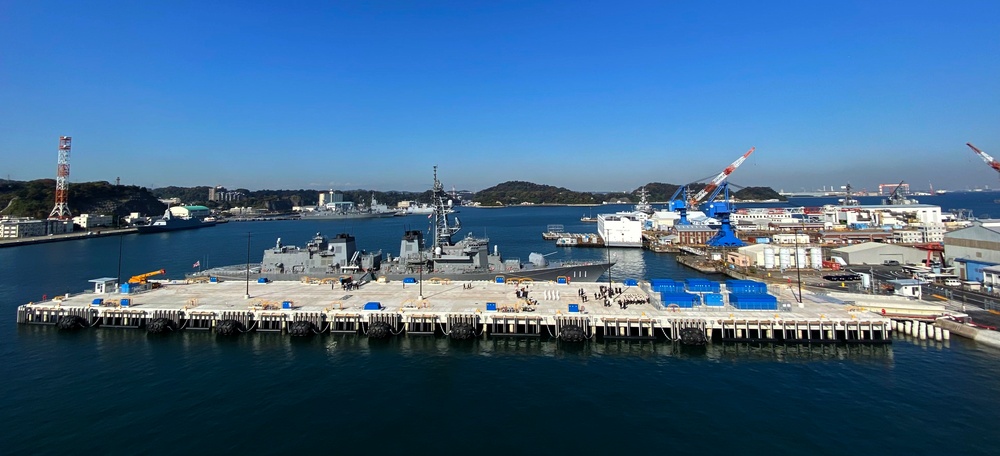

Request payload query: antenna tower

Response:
[48,136,72,219]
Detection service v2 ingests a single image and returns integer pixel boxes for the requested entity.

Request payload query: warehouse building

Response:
[829,242,926,265]
[167,205,211,219]
[944,222,1000,282]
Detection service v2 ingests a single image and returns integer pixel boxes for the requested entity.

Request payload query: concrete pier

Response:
[16,278,894,344]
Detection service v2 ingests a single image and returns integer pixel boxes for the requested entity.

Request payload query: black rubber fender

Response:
[679,327,707,345]
[368,321,393,339]
[56,315,87,330]
[288,320,315,337]
[449,323,475,340]
[146,317,177,334]
[559,324,586,342]
[215,319,244,336]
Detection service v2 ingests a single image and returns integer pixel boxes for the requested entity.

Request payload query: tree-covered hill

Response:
[472,181,784,206]
[472,181,599,206]
[0,180,166,220]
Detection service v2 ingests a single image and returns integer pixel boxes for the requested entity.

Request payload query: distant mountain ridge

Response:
[473,181,784,206]
[0,178,783,218]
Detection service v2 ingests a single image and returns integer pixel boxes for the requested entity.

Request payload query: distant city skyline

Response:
[2,1,998,193]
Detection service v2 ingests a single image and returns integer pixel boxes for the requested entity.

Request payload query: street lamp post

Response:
[245,231,251,299]
[794,229,803,304]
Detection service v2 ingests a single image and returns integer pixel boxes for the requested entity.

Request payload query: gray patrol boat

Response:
[194,167,613,283]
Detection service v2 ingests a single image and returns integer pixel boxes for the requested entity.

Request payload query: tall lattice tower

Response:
[48,136,72,219]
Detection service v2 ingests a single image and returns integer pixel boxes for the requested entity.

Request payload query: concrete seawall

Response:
[935,319,1000,349]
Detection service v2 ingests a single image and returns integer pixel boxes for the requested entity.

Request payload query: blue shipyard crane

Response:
[667,185,692,225]
[704,182,746,247]
[669,147,755,225]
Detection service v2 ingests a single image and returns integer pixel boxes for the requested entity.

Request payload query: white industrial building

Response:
[168,205,211,218]
[597,213,646,247]
[823,203,942,228]
[72,213,114,229]
[944,222,1000,283]
[732,243,823,270]
[829,242,926,265]
[0,217,73,238]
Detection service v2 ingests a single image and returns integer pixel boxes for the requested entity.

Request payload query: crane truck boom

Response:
[967,143,1000,173]
[129,269,166,283]
[690,147,755,205]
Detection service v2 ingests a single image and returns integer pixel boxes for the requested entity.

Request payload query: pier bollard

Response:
[934,326,942,341]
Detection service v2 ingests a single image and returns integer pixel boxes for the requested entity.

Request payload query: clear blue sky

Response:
[2,0,998,194]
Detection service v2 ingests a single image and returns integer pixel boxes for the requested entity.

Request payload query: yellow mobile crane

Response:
[129,269,165,284]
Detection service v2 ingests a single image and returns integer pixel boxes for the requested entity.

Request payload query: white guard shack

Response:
[89,277,119,294]
[887,278,923,299]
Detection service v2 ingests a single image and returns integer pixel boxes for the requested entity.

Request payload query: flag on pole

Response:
[193,260,201,268]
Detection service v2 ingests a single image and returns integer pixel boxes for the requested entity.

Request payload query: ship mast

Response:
[430,166,460,248]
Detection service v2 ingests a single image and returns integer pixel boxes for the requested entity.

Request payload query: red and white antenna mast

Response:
[48,136,72,219]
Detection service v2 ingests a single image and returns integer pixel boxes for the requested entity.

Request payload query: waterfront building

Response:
[944,221,1000,282]
[597,213,645,247]
[0,216,73,238]
[819,230,894,245]
[822,203,942,228]
[208,186,244,202]
[829,242,926,266]
[168,205,211,219]
[71,213,114,229]
[672,225,718,245]
[731,243,820,269]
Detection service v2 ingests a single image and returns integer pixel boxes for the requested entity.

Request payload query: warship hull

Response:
[194,261,610,283]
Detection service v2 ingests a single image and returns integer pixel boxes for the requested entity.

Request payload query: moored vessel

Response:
[195,167,613,283]
[137,208,217,234]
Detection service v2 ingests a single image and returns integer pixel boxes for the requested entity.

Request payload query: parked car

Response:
[883,260,900,266]
[823,274,862,282]
[944,278,961,287]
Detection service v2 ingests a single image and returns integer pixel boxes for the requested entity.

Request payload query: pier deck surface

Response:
[25,278,894,327]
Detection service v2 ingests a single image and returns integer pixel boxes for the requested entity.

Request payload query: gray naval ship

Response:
[195,167,612,283]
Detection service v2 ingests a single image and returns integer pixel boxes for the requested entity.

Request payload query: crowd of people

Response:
[574,285,651,309]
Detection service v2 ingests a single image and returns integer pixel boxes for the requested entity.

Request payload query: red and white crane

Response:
[690,146,755,205]
[967,142,1000,174]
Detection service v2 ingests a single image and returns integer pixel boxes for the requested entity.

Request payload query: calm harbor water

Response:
[2,199,1000,454]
